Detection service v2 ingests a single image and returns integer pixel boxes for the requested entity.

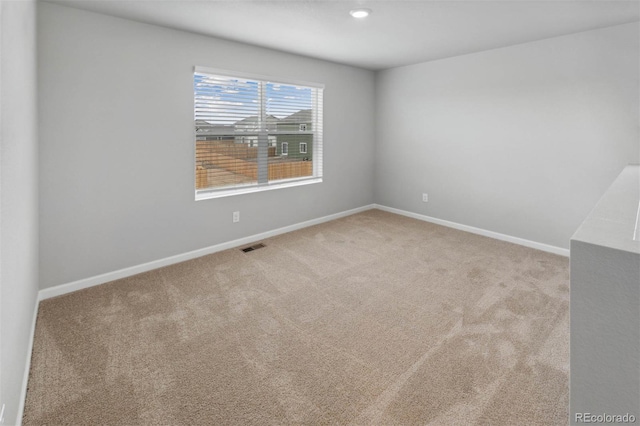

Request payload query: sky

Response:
[194,73,313,125]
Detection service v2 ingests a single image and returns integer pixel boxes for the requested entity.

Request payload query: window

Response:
[194,67,324,199]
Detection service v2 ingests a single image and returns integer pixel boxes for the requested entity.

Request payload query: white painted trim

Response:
[38,204,376,301]
[38,202,569,301]
[16,297,39,426]
[374,204,570,257]
[196,177,322,201]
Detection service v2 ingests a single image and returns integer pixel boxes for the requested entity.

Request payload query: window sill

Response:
[195,177,322,201]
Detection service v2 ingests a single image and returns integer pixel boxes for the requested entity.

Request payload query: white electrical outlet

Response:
[233,211,240,223]
[422,193,428,202]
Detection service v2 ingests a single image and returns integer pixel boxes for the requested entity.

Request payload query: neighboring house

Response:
[234,115,278,147]
[196,111,312,161]
[275,109,313,160]
[195,120,234,142]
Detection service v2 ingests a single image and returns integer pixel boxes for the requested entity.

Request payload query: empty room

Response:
[1,0,639,425]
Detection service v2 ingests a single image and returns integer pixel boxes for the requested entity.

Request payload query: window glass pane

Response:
[266,82,313,181]
[195,73,260,189]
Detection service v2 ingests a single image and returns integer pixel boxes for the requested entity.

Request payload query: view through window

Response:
[194,68,323,198]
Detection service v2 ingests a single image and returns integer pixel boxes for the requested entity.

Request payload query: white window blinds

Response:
[194,67,323,198]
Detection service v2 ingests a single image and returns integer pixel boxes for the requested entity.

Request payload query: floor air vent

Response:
[241,243,265,253]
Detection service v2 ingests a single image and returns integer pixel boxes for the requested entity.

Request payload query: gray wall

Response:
[38,3,375,289]
[571,165,640,423]
[375,22,639,250]
[571,243,640,423]
[0,1,40,424]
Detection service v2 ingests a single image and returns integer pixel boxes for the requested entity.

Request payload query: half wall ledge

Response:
[570,164,640,425]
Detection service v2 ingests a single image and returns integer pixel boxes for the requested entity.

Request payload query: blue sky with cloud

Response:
[195,73,312,125]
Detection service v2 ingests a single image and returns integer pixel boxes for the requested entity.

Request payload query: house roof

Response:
[196,110,311,134]
[280,109,312,124]
[236,115,279,124]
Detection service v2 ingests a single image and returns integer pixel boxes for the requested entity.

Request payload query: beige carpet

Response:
[23,209,570,425]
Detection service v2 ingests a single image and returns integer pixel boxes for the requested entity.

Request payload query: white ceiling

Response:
[48,0,640,70]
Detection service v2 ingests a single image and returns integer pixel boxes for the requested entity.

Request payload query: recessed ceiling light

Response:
[350,8,371,19]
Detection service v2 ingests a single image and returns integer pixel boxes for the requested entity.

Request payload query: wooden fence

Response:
[196,140,312,189]
[268,161,312,181]
[196,140,275,161]
[196,155,313,189]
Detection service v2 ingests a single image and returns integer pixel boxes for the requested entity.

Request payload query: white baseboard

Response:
[38,202,568,301]
[374,204,570,257]
[16,296,39,426]
[38,204,376,301]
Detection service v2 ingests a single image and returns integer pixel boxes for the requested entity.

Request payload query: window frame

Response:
[194,66,324,201]
[299,142,308,154]
[281,142,289,156]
